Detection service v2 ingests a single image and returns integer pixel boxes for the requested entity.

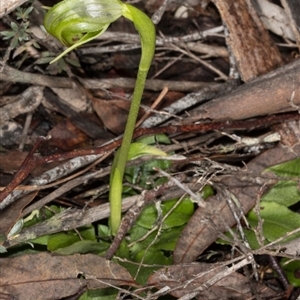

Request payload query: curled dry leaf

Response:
[0,252,135,300]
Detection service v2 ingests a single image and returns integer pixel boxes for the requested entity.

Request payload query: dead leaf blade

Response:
[0,252,135,300]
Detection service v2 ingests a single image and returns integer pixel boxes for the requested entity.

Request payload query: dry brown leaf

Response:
[92,98,132,135]
[173,143,300,263]
[0,151,29,174]
[0,151,62,176]
[0,252,135,300]
[48,119,89,151]
[148,263,276,299]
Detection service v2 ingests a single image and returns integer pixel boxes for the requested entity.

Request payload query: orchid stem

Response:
[109,5,156,235]
[43,0,156,236]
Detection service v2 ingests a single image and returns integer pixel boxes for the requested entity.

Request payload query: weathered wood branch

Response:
[0,0,28,18]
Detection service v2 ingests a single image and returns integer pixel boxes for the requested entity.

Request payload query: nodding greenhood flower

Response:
[44,0,156,237]
[44,0,125,63]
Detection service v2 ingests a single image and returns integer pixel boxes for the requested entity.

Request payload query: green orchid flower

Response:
[44,0,156,235]
[44,0,124,63]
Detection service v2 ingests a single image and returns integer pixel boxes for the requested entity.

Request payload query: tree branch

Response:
[0,0,28,18]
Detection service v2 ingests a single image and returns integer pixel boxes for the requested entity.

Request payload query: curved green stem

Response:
[109,5,156,235]
[43,0,156,236]
[109,69,148,235]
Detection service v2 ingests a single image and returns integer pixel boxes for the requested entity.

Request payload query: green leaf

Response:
[220,201,300,249]
[125,158,172,188]
[47,226,96,251]
[10,22,19,31]
[79,288,118,300]
[281,258,300,287]
[47,232,81,251]
[136,198,194,229]
[264,158,300,178]
[79,226,97,240]
[98,224,111,238]
[134,249,171,283]
[30,235,50,246]
[219,158,300,249]
[202,185,214,199]
[127,198,193,264]
[137,134,171,145]
[24,6,34,18]
[11,38,20,49]
[128,224,149,244]
[127,142,167,161]
[240,229,261,250]
[0,31,15,39]
[115,239,130,259]
[65,57,81,67]
[261,180,300,207]
[129,225,185,255]
[122,249,171,285]
[149,226,185,251]
[16,6,33,19]
[53,240,110,255]
[247,202,300,245]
